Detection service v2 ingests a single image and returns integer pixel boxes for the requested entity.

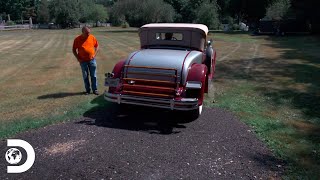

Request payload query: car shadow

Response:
[37,92,85,99]
[76,95,188,135]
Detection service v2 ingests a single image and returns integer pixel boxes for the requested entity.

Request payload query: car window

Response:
[156,32,183,41]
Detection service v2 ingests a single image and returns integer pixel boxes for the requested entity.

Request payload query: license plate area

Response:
[105,78,120,87]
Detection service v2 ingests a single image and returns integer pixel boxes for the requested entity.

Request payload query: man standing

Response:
[73,26,99,95]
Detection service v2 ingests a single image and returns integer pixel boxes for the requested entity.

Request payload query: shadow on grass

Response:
[248,152,286,174]
[217,55,320,133]
[217,55,320,121]
[37,92,85,99]
[215,35,320,178]
[76,95,187,135]
[262,36,320,122]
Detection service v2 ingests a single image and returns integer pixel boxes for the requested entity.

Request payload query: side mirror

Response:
[207,39,213,47]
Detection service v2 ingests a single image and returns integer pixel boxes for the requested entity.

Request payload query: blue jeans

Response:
[80,59,97,92]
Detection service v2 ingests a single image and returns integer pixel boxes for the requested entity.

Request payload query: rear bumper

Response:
[104,91,199,111]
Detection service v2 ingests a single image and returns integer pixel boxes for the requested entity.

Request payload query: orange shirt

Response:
[73,34,98,62]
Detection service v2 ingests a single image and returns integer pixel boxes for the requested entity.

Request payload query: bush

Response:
[226,16,234,25]
[6,21,15,26]
[231,23,240,30]
[122,21,130,28]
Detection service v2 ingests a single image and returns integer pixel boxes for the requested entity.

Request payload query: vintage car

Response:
[104,23,216,119]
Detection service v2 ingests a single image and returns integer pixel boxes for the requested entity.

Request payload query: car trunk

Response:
[122,49,190,98]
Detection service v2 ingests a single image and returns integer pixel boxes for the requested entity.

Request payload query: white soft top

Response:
[141,23,208,35]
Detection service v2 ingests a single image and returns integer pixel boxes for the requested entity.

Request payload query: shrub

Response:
[6,21,15,26]
[231,23,240,30]
[122,21,130,28]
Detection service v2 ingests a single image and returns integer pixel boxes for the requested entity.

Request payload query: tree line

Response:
[0,0,319,32]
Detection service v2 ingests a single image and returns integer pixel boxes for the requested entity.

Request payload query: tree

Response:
[0,0,36,22]
[163,0,187,22]
[217,0,231,17]
[37,0,50,23]
[195,0,220,29]
[95,0,118,7]
[179,0,202,23]
[172,0,221,24]
[226,0,274,24]
[265,0,291,20]
[141,0,175,23]
[291,0,320,33]
[79,0,95,23]
[88,4,109,26]
[49,0,81,27]
[110,0,175,27]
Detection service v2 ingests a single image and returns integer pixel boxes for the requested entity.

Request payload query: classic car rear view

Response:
[104,23,216,119]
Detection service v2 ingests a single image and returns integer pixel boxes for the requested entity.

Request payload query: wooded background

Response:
[0,0,319,32]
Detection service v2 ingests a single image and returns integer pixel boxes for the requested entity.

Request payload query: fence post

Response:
[29,17,33,29]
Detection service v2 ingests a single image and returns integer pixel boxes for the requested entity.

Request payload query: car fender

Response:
[186,64,207,105]
[108,60,126,93]
[112,60,126,78]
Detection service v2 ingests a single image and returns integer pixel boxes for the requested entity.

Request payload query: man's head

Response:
[81,26,91,38]
[164,32,173,40]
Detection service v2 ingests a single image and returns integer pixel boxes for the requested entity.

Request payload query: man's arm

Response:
[72,38,81,62]
[94,43,99,58]
[72,48,80,62]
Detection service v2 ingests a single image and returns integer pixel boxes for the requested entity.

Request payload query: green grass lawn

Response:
[0,28,319,178]
[0,28,138,137]
[205,33,320,179]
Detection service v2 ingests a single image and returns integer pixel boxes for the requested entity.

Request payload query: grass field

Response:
[0,28,319,178]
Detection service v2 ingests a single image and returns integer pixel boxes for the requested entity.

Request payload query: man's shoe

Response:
[84,91,90,95]
[93,90,99,95]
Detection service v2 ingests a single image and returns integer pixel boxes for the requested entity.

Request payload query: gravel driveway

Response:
[0,106,284,179]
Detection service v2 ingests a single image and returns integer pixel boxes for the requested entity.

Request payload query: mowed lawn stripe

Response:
[0,32,26,48]
[0,32,60,84]
[0,30,81,122]
[97,34,130,59]
[105,35,135,51]
[0,34,16,43]
[0,34,32,56]
[31,32,58,56]
[105,32,140,48]
[0,35,34,81]
[95,33,131,79]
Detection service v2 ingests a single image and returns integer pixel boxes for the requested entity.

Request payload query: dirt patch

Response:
[44,139,86,156]
[289,121,320,135]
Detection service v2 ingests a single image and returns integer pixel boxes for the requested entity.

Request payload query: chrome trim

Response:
[170,99,174,110]
[117,94,121,104]
[104,91,199,111]
[186,81,202,89]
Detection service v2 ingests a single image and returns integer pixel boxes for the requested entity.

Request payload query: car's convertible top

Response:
[140,23,209,35]
[139,23,209,51]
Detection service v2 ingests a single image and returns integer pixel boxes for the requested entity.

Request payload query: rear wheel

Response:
[191,104,203,119]
[179,104,203,123]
